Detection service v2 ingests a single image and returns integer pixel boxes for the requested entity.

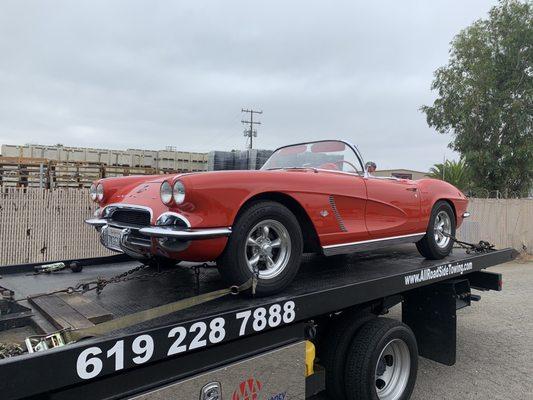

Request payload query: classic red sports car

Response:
[86,140,469,295]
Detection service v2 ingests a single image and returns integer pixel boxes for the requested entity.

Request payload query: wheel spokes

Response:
[262,225,270,239]
[247,237,259,247]
[270,238,281,248]
[249,253,260,266]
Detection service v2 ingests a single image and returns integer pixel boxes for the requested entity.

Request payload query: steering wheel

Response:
[333,160,359,173]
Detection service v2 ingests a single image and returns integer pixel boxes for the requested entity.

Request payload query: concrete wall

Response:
[0,192,530,267]
[457,198,532,254]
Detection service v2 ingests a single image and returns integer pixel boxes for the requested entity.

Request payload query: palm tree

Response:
[428,159,471,191]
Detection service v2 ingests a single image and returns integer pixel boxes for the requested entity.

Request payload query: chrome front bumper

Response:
[85,218,231,239]
[85,218,231,257]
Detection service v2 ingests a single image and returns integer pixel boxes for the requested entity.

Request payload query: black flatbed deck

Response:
[0,245,517,400]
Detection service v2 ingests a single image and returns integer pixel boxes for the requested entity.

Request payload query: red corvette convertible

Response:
[86,140,469,295]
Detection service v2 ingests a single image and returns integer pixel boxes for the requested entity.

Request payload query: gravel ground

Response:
[315,261,533,400]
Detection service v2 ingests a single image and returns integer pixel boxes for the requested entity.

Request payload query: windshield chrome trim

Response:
[263,139,365,173]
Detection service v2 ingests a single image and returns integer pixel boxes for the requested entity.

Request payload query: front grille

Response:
[111,209,151,227]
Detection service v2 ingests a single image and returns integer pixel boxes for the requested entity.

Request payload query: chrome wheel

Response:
[244,219,291,280]
[434,210,451,248]
[375,339,411,400]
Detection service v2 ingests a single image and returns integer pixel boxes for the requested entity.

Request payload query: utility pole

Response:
[241,108,262,149]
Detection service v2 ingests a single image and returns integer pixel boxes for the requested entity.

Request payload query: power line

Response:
[241,108,262,149]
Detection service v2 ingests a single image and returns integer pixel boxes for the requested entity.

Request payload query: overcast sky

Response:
[0,1,499,170]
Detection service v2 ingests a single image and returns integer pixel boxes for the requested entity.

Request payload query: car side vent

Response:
[329,195,347,232]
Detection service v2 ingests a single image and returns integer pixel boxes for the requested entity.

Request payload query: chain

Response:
[444,232,496,254]
[0,342,24,359]
[15,263,211,301]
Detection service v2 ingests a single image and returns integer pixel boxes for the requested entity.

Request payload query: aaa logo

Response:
[232,377,263,400]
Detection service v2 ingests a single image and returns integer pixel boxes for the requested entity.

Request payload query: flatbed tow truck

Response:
[0,245,517,400]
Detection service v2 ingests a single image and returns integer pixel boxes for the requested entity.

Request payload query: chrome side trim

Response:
[322,232,426,256]
[462,212,471,218]
[139,226,232,240]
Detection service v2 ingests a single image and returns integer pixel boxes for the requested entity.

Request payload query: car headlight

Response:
[173,181,186,204]
[160,181,173,204]
[96,183,105,201]
[89,184,97,201]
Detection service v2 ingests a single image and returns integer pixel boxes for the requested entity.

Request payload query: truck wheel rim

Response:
[245,219,291,280]
[375,339,411,400]
[434,210,451,248]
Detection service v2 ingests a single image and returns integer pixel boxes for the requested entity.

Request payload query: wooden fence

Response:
[0,190,531,267]
[0,188,112,266]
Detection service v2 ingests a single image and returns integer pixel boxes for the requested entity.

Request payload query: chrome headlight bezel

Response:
[89,184,97,201]
[172,180,186,204]
[160,181,173,205]
[96,183,105,202]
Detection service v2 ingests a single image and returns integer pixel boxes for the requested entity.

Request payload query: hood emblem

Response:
[320,210,329,217]
[136,184,150,193]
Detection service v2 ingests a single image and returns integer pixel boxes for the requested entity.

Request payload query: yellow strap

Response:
[64,279,253,343]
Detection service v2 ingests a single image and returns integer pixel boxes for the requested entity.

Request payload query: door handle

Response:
[406,187,418,192]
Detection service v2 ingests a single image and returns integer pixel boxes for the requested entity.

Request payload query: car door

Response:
[364,176,422,238]
[307,170,370,248]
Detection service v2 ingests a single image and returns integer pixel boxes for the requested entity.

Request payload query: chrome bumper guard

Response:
[85,218,108,228]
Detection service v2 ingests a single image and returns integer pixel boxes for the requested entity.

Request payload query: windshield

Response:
[261,140,363,174]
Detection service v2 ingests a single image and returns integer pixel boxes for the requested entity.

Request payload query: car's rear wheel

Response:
[416,200,456,259]
[217,201,303,296]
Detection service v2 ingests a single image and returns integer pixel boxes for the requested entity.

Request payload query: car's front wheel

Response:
[217,201,303,296]
[416,200,456,259]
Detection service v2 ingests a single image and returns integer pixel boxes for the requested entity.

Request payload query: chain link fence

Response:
[464,188,532,199]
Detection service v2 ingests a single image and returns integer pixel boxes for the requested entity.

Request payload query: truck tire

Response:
[416,200,456,260]
[320,310,376,400]
[344,318,418,400]
[217,201,303,296]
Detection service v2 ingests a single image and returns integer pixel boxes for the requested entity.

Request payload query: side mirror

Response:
[365,161,377,173]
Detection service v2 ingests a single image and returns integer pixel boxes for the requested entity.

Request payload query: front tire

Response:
[217,201,303,296]
[416,200,456,260]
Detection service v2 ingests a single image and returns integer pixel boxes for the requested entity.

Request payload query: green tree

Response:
[422,0,533,195]
[428,159,472,191]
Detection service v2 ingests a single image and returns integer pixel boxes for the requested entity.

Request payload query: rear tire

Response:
[217,201,303,296]
[321,310,376,400]
[416,200,456,260]
[344,318,418,400]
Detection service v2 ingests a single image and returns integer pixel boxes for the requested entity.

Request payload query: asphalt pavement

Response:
[315,260,533,400]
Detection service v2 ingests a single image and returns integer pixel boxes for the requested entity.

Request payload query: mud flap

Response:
[402,279,471,366]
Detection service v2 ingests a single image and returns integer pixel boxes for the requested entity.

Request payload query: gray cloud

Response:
[0,0,498,170]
